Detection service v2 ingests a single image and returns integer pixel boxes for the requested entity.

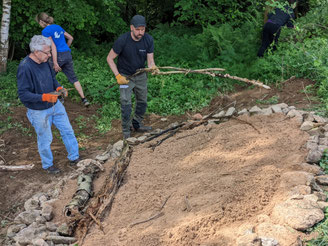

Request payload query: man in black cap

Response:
[107,15,158,139]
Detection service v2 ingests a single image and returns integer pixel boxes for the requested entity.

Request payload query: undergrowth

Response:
[1,2,328,132]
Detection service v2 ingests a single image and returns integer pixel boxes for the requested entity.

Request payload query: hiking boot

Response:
[82,98,90,107]
[46,166,61,174]
[70,158,81,166]
[134,124,152,133]
[123,132,131,139]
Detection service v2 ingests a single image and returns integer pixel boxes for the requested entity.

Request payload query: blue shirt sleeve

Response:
[17,66,43,103]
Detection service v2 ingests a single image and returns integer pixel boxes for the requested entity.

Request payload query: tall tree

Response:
[0,0,11,73]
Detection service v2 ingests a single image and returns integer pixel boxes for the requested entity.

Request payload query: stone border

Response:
[5,103,328,245]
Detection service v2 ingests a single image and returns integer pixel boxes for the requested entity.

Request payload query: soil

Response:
[0,78,322,245]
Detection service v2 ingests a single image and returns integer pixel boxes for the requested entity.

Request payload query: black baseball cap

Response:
[130,15,146,28]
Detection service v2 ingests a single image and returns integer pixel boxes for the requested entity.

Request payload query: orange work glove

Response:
[115,74,129,85]
[56,86,68,97]
[42,93,58,103]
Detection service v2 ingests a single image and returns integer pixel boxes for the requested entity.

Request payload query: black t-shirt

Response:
[268,6,295,27]
[113,32,154,75]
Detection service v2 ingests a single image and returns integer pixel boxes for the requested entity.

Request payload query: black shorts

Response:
[49,51,78,84]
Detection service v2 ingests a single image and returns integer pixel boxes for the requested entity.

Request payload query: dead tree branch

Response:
[0,164,34,171]
[130,194,171,227]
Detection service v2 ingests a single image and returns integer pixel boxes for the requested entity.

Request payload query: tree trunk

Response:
[0,0,12,74]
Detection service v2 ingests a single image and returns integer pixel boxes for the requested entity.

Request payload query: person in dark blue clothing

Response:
[107,15,158,139]
[36,12,90,106]
[17,35,80,174]
[257,1,296,57]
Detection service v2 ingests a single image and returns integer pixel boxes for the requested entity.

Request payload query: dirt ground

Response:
[0,78,321,245]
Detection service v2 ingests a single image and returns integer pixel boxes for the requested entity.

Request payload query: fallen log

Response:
[0,164,34,171]
[71,142,133,245]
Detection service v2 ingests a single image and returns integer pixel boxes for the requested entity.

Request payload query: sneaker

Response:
[46,166,61,174]
[70,158,80,166]
[82,98,90,107]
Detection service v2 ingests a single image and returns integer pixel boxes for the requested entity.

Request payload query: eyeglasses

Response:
[39,50,51,56]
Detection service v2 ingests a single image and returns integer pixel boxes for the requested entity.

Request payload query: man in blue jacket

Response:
[17,35,80,174]
[257,0,296,57]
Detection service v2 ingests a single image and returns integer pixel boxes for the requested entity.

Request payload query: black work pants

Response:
[257,22,281,57]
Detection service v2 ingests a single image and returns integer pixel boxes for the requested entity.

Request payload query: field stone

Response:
[260,107,273,116]
[315,175,328,185]
[249,106,262,114]
[45,222,58,232]
[314,115,327,123]
[14,223,47,245]
[6,224,27,238]
[317,201,328,211]
[57,223,72,236]
[238,108,249,116]
[306,150,323,163]
[24,197,40,211]
[192,113,203,120]
[41,204,53,221]
[298,163,322,175]
[304,113,315,122]
[45,235,76,244]
[270,105,282,113]
[272,198,324,231]
[260,237,279,246]
[95,152,111,162]
[32,238,49,246]
[306,141,318,151]
[300,121,314,131]
[137,135,147,142]
[168,122,179,128]
[307,127,324,137]
[275,103,288,109]
[225,107,236,117]
[282,108,290,115]
[213,110,225,118]
[286,109,301,118]
[313,191,327,202]
[14,210,42,225]
[319,137,328,146]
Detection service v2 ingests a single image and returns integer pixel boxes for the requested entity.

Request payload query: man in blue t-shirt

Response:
[107,15,158,139]
[17,35,80,174]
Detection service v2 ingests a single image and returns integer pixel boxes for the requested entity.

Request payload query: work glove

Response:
[116,74,129,85]
[42,93,58,103]
[150,65,160,75]
[56,86,68,97]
